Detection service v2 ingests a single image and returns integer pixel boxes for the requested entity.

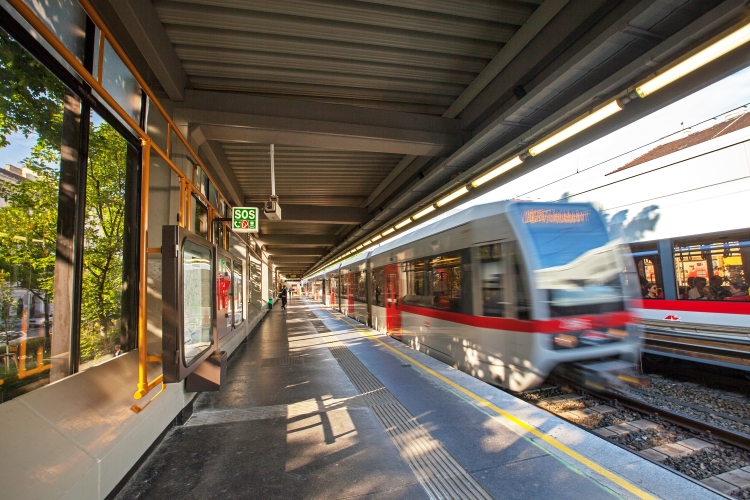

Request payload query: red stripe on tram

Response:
[634,299,750,315]
[399,304,634,334]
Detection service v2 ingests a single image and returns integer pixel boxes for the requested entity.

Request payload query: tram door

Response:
[385,264,401,339]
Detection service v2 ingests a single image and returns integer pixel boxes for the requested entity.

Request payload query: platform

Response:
[115,300,720,500]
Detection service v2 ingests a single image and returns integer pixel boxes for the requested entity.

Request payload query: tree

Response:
[0,271,17,365]
[0,30,64,149]
[79,121,126,363]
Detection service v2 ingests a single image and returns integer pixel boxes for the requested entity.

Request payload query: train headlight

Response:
[554,334,578,349]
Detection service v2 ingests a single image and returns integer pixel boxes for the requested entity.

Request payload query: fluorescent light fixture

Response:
[471,156,523,187]
[364,239,372,245]
[637,22,750,98]
[413,205,436,219]
[395,218,412,229]
[371,234,382,242]
[382,228,396,236]
[528,100,622,157]
[356,244,363,250]
[436,186,469,207]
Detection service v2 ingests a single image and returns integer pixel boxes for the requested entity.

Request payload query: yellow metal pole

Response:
[134,140,152,400]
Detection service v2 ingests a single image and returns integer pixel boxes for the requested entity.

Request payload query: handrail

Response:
[4,0,238,403]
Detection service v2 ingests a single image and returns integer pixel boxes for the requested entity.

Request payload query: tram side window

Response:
[674,236,750,300]
[430,254,462,312]
[355,271,367,303]
[511,252,531,320]
[479,244,505,317]
[372,268,385,306]
[402,259,431,307]
[631,245,663,299]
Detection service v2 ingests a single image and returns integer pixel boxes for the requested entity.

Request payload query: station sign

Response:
[231,207,259,233]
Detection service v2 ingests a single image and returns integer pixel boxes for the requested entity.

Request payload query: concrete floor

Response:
[115,300,718,500]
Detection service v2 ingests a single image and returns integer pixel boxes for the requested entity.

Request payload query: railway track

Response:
[520,382,750,498]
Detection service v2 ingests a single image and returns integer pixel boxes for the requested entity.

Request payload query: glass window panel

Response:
[182,240,213,366]
[372,268,384,307]
[78,111,128,369]
[249,254,262,312]
[430,254,461,312]
[99,40,142,126]
[480,244,505,317]
[193,164,202,189]
[9,0,87,70]
[146,98,168,153]
[208,181,218,210]
[0,28,65,401]
[630,244,664,300]
[233,260,242,325]
[193,195,208,239]
[356,271,366,302]
[402,259,431,307]
[674,237,750,300]
[511,251,531,320]
[217,256,231,328]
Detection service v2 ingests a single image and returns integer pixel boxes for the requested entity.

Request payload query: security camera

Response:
[264,195,281,220]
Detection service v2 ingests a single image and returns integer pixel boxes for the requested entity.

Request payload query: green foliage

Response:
[79,122,126,363]
[0,31,64,149]
[0,30,127,367]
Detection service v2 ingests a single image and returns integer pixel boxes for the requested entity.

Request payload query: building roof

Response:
[607,111,750,175]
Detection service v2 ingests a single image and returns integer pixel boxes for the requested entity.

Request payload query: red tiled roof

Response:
[607,112,750,175]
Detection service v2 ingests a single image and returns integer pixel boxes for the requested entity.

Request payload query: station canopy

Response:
[94,0,750,275]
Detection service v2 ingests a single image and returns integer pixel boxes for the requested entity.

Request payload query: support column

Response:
[50,90,89,381]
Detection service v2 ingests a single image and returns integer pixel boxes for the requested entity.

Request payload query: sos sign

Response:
[232,207,259,233]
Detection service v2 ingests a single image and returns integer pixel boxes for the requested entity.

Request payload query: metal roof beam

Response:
[243,204,367,224]
[264,248,326,256]
[175,91,463,155]
[443,0,569,119]
[258,235,339,246]
[268,256,321,264]
[101,0,187,101]
[190,127,244,206]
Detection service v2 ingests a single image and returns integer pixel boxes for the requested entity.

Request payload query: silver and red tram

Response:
[306,202,641,391]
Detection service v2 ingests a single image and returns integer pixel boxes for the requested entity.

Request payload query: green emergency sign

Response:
[232,207,259,233]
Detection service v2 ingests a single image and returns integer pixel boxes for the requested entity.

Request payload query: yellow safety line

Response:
[329,310,657,500]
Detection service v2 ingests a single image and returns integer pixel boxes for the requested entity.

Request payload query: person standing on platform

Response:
[279,286,288,311]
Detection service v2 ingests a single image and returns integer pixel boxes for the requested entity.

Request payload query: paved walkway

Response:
[115,300,719,500]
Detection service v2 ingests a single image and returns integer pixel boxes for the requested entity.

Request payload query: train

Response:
[305,201,642,392]
[305,108,750,384]
[560,110,750,373]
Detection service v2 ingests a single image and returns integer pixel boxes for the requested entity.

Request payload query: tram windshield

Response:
[511,203,627,317]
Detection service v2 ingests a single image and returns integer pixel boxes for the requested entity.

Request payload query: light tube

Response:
[637,23,750,98]
[471,156,523,187]
[371,234,382,242]
[364,239,372,245]
[436,186,469,207]
[413,205,436,219]
[382,228,395,236]
[528,100,622,157]
[395,218,412,229]
[356,245,363,250]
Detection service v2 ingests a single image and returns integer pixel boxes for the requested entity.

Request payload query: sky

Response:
[0,110,105,170]
[366,64,750,254]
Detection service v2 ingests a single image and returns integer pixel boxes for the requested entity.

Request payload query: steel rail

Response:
[598,387,750,452]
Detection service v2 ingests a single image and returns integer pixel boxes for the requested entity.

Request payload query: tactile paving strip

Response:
[307,310,493,500]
